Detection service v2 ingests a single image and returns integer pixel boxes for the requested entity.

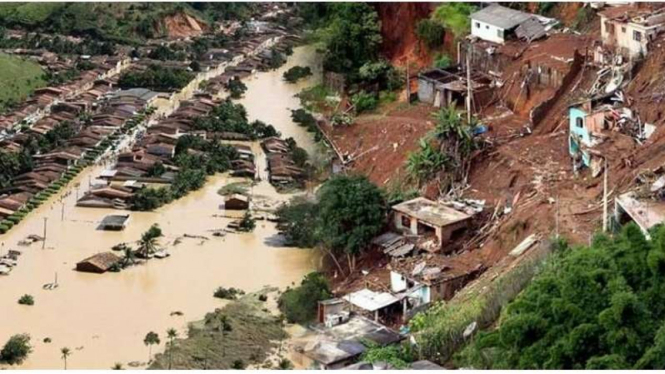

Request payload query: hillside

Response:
[0,53,44,113]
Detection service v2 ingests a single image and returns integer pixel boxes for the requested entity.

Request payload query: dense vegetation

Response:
[278,272,332,324]
[192,99,279,139]
[283,65,312,83]
[0,334,31,365]
[0,52,45,113]
[130,137,238,211]
[118,64,194,92]
[0,3,256,42]
[406,104,477,187]
[457,224,665,369]
[276,175,386,273]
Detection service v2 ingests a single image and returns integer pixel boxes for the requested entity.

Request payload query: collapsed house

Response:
[417,67,493,109]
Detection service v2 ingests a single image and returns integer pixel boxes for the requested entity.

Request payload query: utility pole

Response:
[405,57,410,105]
[42,217,48,249]
[466,44,473,124]
[60,197,65,221]
[603,158,609,233]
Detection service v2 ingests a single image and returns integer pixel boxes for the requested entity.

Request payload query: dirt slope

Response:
[161,12,206,39]
[374,3,437,68]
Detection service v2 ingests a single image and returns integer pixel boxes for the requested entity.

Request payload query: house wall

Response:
[390,270,408,292]
[569,107,591,146]
[471,19,505,44]
[601,16,661,57]
[417,77,435,105]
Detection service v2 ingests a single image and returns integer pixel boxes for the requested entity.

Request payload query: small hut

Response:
[76,252,121,273]
[224,194,250,210]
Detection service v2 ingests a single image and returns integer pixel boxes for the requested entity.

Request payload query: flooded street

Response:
[0,46,322,369]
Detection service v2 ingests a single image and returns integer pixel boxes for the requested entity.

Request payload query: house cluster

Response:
[0,55,130,134]
[299,197,486,369]
[261,137,306,186]
[0,60,135,221]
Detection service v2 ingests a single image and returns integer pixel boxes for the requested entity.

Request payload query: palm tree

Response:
[143,331,160,363]
[61,347,71,370]
[216,315,232,358]
[138,224,162,258]
[166,328,177,370]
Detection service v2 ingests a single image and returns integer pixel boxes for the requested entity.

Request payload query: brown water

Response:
[0,46,322,370]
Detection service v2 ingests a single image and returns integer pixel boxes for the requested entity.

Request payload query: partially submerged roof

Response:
[392,197,472,227]
[471,4,533,30]
[343,288,400,312]
[77,252,121,272]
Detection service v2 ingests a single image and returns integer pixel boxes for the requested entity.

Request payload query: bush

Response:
[226,76,247,99]
[283,66,312,83]
[351,91,378,113]
[433,52,452,69]
[0,224,8,234]
[416,18,445,49]
[0,334,32,365]
[213,287,245,300]
[17,294,34,306]
[278,272,332,324]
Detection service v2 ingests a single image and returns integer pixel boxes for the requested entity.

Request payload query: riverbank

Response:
[0,46,323,369]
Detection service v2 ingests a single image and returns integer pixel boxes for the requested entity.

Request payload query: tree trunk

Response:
[322,247,345,277]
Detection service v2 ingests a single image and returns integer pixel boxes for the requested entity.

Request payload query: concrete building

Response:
[391,197,472,253]
[599,5,665,58]
[470,4,544,44]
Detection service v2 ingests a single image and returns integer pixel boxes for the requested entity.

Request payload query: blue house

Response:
[568,95,615,170]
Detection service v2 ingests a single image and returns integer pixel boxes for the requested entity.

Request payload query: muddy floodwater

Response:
[0,46,322,369]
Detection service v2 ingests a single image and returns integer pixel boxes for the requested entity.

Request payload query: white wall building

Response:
[470,4,532,44]
[599,6,665,58]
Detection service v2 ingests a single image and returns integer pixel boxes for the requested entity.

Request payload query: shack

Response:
[98,214,131,231]
[297,316,403,370]
[417,67,493,108]
[224,194,250,210]
[470,4,556,44]
[391,197,472,253]
[76,252,121,273]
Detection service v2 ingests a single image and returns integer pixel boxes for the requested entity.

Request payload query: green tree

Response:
[137,224,162,258]
[166,328,177,370]
[455,224,665,370]
[226,77,247,99]
[431,3,477,38]
[60,347,71,370]
[275,197,318,247]
[315,175,386,272]
[406,139,447,186]
[321,3,382,77]
[416,18,445,49]
[144,331,160,363]
[278,272,332,324]
[0,334,32,365]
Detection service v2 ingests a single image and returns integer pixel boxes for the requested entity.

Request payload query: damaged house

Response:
[391,197,473,254]
[417,66,493,109]
[599,4,665,58]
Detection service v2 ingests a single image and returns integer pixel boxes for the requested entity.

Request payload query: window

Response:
[634,30,642,41]
[485,25,489,30]
[475,22,480,28]
[497,29,504,39]
[622,26,626,33]
[576,117,584,129]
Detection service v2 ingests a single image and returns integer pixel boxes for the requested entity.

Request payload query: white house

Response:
[470,4,533,44]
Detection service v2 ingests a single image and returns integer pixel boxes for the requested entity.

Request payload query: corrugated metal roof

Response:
[471,4,533,30]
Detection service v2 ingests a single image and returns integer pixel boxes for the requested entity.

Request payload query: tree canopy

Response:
[458,223,665,370]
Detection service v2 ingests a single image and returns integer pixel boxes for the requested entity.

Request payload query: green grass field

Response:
[0,53,46,113]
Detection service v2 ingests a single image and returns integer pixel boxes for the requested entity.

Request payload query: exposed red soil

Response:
[375,3,437,69]
[162,12,206,39]
[321,103,435,187]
